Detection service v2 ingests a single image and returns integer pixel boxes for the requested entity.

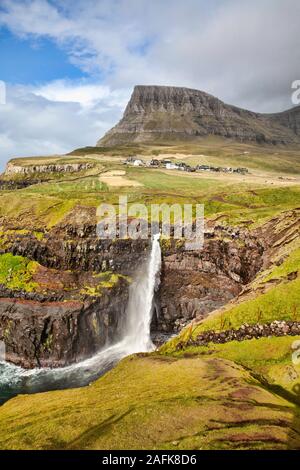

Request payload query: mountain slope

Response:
[267,105,300,136]
[98,85,300,146]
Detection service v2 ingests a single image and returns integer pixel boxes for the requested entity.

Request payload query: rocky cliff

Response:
[0,207,150,368]
[5,162,93,176]
[0,283,128,368]
[154,227,263,334]
[0,201,298,368]
[98,85,300,146]
[267,105,300,136]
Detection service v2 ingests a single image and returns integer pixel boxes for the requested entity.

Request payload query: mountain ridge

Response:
[98,85,300,146]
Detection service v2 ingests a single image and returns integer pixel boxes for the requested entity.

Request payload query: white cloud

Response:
[1,0,299,112]
[0,82,128,170]
[34,80,130,109]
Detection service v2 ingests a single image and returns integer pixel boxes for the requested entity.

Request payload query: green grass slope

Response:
[1,156,300,230]
[0,354,300,450]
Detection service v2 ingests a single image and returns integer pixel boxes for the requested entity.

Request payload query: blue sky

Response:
[0,0,298,169]
[0,27,85,83]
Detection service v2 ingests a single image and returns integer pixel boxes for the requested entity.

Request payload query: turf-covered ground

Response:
[1,139,300,230]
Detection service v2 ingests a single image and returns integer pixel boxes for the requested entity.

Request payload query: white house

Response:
[133,159,144,166]
[166,163,179,170]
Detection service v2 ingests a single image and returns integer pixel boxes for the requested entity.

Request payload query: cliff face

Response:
[0,206,151,368]
[267,106,300,136]
[0,203,298,368]
[153,226,264,334]
[155,208,300,335]
[5,162,93,175]
[0,283,128,368]
[2,221,261,367]
[98,85,300,146]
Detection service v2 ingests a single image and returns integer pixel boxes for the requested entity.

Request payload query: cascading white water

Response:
[124,232,161,352]
[0,234,162,403]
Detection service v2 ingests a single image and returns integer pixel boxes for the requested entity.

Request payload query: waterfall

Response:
[0,234,162,403]
[124,232,161,352]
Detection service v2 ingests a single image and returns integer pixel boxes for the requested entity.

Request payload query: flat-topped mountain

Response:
[97,85,300,146]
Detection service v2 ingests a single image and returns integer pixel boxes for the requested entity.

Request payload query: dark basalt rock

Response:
[0,278,129,368]
[152,231,263,334]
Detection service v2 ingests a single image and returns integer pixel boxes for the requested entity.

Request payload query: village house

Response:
[196,164,248,174]
[124,156,248,175]
[196,164,212,171]
[149,159,160,167]
[124,156,145,166]
[133,159,144,166]
[177,162,187,170]
[166,162,179,170]
[234,167,248,174]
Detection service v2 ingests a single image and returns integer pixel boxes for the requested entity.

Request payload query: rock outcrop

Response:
[0,280,128,368]
[5,162,93,176]
[153,208,300,334]
[153,229,264,333]
[0,206,152,368]
[98,85,300,146]
[267,105,300,136]
[0,179,42,190]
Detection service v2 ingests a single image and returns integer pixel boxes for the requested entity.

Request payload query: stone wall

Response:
[177,320,300,350]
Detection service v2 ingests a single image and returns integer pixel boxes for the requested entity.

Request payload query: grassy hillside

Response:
[28,138,300,174]
[0,353,300,450]
[1,140,300,230]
